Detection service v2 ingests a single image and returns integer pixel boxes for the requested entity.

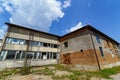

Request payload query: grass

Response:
[0,65,120,80]
[0,69,20,79]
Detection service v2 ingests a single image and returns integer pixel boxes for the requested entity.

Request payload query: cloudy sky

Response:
[0,0,120,42]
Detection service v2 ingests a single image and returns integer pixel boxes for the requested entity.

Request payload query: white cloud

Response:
[0,0,71,32]
[66,22,84,33]
[0,7,4,12]
[63,0,71,8]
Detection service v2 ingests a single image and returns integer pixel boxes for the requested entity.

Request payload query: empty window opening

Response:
[64,41,68,48]
[80,49,84,52]
[53,53,57,59]
[41,52,47,59]
[99,47,104,57]
[107,41,110,47]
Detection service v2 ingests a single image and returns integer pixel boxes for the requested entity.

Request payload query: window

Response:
[107,41,110,47]
[5,37,12,43]
[0,50,8,60]
[49,53,53,59]
[47,53,49,59]
[53,53,57,59]
[51,44,54,48]
[29,41,39,46]
[64,41,68,48]
[99,47,104,57]
[96,35,101,44]
[21,52,25,59]
[6,50,16,60]
[26,52,34,59]
[54,44,59,48]
[41,52,47,59]
[33,52,37,59]
[43,43,47,47]
[19,40,26,45]
[15,51,23,60]
[5,37,26,45]
[37,52,42,59]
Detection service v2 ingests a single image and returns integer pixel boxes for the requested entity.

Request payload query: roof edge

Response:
[5,22,60,38]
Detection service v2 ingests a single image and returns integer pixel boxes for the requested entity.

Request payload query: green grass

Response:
[1,65,120,80]
[0,69,20,79]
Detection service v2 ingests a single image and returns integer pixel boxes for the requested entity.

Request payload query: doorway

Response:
[63,53,71,64]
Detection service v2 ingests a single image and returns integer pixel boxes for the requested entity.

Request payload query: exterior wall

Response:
[7,26,59,44]
[0,59,58,71]
[2,25,60,52]
[60,30,99,70]
[0,25,60,69]
[90,31,120,69]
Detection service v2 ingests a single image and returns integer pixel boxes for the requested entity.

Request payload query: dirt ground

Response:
[4,73,120,80]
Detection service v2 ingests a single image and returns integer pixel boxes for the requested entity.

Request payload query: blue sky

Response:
[0,0,120,42]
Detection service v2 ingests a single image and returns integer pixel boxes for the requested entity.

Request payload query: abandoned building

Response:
[0,22,120,71]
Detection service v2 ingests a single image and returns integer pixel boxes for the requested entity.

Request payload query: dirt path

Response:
[111,73,120,80]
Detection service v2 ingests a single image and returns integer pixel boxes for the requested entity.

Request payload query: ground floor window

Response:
[6,50,16,60]
[0,50,59,61]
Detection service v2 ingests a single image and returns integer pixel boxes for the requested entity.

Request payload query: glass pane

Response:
[6,50,16,60]
[38,52,42,59]
[20,40,25,45]
[11,38,20,44]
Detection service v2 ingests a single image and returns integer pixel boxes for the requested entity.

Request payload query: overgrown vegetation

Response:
[0,65,120,80]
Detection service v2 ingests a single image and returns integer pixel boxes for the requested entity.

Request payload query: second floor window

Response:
[64,41,68,48]
[96,35,101,44]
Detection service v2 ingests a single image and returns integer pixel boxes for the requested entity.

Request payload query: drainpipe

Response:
[89,30,101,70]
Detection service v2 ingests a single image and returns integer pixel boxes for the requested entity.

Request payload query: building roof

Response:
[61,25,119,44]
[5,22,119,44]
[5,22,60,38]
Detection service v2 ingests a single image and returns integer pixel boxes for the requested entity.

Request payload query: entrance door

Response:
[63,53,71,64]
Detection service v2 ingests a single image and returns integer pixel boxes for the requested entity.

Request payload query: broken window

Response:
[49,53,53,59]
[64,41,68,48]
[6,50,16,60]
[33,52,37,59]
[54,44,59,48]
[53,53,57,59]
[15,51,23,60]
[107,41,110,47]
[41,52,47,59]
[37,52,42,59]
[43,43,47,47]
[47,53,49,59]
[99,47,104,57]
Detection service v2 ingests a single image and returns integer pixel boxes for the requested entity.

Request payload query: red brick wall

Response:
[60,49,98,66]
